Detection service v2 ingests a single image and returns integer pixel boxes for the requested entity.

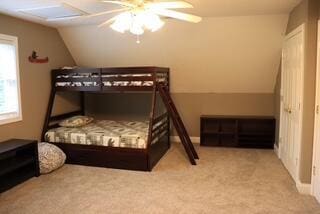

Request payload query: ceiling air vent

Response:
[17,3,87,21]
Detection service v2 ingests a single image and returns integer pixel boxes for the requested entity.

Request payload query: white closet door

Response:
[280,39,290,172]
[280,25,304,181]
[312,21,320,203]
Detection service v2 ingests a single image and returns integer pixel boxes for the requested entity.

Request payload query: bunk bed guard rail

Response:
[52,67,169,92]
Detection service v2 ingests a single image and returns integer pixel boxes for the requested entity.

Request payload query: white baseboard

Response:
[296,180,311,195]
[170,136,200,144]
[274,143,280,158]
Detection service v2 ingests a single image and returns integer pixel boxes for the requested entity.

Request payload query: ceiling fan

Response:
[50,0,202,39]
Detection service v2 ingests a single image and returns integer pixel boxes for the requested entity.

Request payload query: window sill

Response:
[0,116,23,126]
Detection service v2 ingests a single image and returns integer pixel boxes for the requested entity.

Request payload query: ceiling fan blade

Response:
[47,15,82,21]
[146,1,193,9]
[86,8,128,18]
[98,16,117,27]
[101,1,135,8]
[47,8,128,21]
[151,9,202,23]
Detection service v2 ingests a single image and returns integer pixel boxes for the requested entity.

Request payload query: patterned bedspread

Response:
[55,73,166,87]
[45,120,149,149]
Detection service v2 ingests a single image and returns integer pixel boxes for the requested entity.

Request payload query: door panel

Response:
[280,27,304,181]
[313,21,320,203]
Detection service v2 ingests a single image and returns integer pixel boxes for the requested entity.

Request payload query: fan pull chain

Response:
[136,35,141,44]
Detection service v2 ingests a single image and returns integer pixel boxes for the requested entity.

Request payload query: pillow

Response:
[59,115,93,128]
[38,142,66,174]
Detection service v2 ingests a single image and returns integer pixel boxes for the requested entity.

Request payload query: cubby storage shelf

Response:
[200,115,275,149]
[0,139,39,193]
[0,156,35,177]
[202,131,235,135]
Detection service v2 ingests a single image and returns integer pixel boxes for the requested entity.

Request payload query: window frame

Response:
[0,33,22,126]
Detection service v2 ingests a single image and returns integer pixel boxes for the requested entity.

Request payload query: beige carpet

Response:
[0,143,319,214]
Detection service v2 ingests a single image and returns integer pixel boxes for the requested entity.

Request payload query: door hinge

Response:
[296,158,298,166]
[316,105,319,114]
[313,166,317,176]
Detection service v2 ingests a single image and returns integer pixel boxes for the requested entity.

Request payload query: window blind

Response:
[0,35,21,124]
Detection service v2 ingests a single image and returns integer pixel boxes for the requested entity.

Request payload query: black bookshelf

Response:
[0,139,39,193]
[200,115,275,149]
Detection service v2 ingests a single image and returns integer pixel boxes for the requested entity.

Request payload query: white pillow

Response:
[38,142,66,174]
[59,115,93,128]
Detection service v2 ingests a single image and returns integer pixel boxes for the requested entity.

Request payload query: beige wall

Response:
[273,0,320,183]
[85,93,153,121]
[0,14,77,142]
[172,93,274,136]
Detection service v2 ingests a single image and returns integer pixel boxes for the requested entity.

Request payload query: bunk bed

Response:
[41,67,170,171]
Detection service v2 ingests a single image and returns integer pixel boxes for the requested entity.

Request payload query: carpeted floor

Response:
[0,143,320,214]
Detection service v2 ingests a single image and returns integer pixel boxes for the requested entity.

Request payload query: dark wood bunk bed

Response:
[41,67,171,171]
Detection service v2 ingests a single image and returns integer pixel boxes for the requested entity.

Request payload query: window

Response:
[0,34,22,125]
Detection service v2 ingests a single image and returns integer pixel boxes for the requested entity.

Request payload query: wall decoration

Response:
[28,51,49,63]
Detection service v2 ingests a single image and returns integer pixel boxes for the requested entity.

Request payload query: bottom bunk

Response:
[45,120,151,149]
[44,118,170,171]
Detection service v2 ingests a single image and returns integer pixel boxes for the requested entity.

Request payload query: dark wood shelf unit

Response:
[200,115,275,149]
[0,139,39,193]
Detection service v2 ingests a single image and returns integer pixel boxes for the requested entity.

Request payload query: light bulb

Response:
[110,22,125,33]
[130,19,144,35]
[143,13,164,32]
[110,12,132,33]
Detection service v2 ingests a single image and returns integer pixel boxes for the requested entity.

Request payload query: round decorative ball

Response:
[38,142,66,174]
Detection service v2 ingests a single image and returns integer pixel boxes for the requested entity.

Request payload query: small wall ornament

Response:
[28,51,49,64]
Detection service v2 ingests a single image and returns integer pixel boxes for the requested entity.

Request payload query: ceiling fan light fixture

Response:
[47,1,202,39]
[110,22,125,33]
[99,0,201,38]
[110,12,132,33]
[109,10,164,35]
[130,21,144,35]
[143,12,164,32]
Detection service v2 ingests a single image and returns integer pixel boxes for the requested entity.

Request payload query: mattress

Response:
[45,120,150,149]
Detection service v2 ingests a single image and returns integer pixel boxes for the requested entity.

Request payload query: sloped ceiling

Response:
[59,15,288,93]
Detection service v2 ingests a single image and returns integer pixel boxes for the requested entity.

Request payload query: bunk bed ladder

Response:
[157,83,199,165]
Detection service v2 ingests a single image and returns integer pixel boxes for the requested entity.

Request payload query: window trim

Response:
[0,33,22,126]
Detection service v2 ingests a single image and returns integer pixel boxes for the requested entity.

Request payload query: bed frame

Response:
[41,67,170,171]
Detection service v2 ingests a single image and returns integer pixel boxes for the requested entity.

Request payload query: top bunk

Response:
[52,66,169,92]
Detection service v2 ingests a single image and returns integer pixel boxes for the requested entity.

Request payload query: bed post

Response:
[167,69,171,148]
[147,70,157,170]
[41,70,57,142]
[41,87,56,142]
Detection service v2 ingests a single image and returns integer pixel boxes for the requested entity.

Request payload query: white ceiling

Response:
[0,0,301,27]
